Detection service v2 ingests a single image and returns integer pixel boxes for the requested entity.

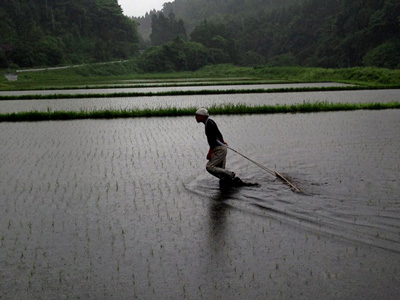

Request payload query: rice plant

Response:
[1,101,399,122]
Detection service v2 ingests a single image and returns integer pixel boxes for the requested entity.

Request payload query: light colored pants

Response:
[206,146,235,180]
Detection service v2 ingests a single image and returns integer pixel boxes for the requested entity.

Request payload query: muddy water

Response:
[1,110,399,299]
[1,89,400,113]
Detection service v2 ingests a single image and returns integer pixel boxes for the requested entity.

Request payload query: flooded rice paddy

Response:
[0,82,351,97]
[1,109,399,299]
[1,88,400,114]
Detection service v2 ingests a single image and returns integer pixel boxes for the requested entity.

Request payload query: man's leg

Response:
[206,146,235,180]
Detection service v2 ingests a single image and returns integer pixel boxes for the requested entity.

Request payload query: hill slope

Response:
[135,0,299,40]
[0,0,139,68]
[136,0,400,68]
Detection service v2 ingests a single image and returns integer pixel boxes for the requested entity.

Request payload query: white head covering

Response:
[195,108,209,116]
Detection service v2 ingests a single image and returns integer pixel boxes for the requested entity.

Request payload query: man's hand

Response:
[207,149,213,160]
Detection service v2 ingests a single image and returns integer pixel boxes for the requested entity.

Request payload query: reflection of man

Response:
[195,108,236,182]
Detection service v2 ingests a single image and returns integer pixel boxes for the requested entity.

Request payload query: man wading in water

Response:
[196,108,244,187]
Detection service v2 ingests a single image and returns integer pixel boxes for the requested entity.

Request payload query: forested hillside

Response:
[162,0,299,32]
[136,0,400,69]
[0,0,139,68]
[236,0,400,68]
[135,0,298,40]
[3,0,399,70]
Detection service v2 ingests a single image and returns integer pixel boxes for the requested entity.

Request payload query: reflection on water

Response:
[208,200,229,249]
[208,188,240,244]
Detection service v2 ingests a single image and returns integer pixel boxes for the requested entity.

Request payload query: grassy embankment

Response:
[1,63,399,122]
[2,63,400,91]
[2,102,400,122]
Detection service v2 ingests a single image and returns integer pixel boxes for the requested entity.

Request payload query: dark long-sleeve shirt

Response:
[205,118,224,149]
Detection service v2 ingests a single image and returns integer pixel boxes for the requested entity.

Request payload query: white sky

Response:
[118,0,168,17]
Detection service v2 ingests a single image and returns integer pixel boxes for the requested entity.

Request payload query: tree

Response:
[363,40,400,68]
[190,20,238,64]
[138,38,209,72]
[0,0,140,67]
[150,12,187,45]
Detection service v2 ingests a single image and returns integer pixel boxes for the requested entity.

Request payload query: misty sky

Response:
[118,0,167,17]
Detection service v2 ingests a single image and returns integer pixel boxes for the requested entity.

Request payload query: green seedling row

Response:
[1,85,400,101]
[1,102,399,122]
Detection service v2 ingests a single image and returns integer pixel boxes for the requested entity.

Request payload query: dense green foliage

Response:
[190,20,238,64]
[2,0,399,71]
[150,12,186,45]
[2,64,400,91]
[135,0,297,41]
[161,0,299,33]
[0,0,139,68]
[137,0,400,69]
[242,0,400,68]
[1,102,399,122]
[137,38,210,72]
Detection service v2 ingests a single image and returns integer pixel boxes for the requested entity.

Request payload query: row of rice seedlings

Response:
[1,101,399,122]
[1,84,390,101]
[0,79,292,92]
[2,108,395,296]
[1,123,136,292]
[1,134,106,292]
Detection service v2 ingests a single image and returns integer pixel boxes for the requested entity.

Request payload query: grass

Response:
[1,63,400,91]
[2,63,399,122]
[1,102,399,122]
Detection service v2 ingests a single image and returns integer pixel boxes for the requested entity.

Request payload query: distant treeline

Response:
[136,0,299,37]
[2,0,399,71]
[135,0,400,69]
[0,0,139,68]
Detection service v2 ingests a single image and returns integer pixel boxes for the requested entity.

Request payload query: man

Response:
[195,108,236,183]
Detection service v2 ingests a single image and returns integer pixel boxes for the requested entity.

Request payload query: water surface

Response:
[1,89,399,113]
[0,82,351,97]
[1,110,399,299]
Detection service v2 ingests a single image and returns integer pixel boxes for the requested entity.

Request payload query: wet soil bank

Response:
[1,110,399,299]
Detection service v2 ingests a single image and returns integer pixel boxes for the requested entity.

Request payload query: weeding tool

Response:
[224,145,302,193]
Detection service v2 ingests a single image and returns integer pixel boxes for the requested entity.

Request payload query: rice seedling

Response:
[1,101,399,122]
[1,100,399,299]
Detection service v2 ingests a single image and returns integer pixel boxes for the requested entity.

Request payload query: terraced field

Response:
[1,108,399,299]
